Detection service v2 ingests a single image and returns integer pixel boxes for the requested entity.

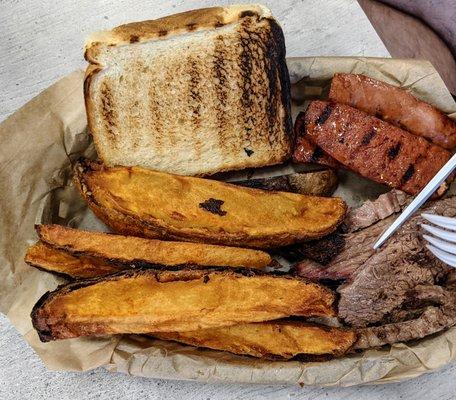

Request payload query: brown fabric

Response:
[379,0,456,57]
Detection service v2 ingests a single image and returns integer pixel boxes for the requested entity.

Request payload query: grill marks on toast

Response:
[212,35,229,133]
[236,16,279,154]
[148,83,163,152]
[238,18,256,148]
[263,21,282,147]
[186,56,203,159]
[99,80,118,143]
[86,12,292,175]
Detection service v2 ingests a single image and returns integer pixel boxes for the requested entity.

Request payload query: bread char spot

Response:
[99,80,118,143]
[238,18,256,144]
[147,66,163,151]
[244,148,254,157]
[263,20,282,146]
[212,34,229,142]
[240,10,259,18]
[186,56,202,159]
[129,35,140,43]
[186,22,197,31]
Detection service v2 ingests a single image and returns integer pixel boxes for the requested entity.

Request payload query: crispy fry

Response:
[25,241,120,279]
[73,160,346,248]
[31,269,335,342]
[153,321,356,359]
[32,224,271,274]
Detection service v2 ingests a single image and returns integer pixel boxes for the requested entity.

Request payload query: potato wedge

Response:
[234,170,338,197]
[25,241,120,279]
[32,224,271,273]
[31,269,335,342]
[74,160,346,248]
[153,321,356,359]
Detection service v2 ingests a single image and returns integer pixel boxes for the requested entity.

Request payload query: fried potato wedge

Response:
[153,321,356,359]
[31,269,335,342]
[73,160,346,248]
[233,170,338,197]
[25,241,121,279]
[34,224,271,272]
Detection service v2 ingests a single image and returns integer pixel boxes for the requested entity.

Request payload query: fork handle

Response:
[373,153,456,249]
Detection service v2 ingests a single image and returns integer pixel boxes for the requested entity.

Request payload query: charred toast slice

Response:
[84,5,292,176]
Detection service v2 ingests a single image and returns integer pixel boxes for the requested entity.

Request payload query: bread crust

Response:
[84,4,272,62]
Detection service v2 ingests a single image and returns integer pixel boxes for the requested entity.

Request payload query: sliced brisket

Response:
[296,194,456,348]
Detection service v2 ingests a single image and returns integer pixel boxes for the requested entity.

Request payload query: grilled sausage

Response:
[293,111,340,168]
[302,101,452,195]
[329,73,456,149]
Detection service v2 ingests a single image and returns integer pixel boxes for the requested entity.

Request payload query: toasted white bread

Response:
[84,4,292,176]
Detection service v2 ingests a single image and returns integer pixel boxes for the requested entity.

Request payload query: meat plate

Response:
[1,57,456,386]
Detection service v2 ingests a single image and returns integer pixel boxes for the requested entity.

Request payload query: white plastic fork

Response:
[373,153,456,249]
[421,213,456,268]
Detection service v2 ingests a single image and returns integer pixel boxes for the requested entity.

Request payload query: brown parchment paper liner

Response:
[1,57,455,387]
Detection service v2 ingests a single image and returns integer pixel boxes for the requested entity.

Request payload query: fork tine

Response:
[423,234,456,255]
[426,244,456,268]
[421,213,456,230]
[421,224,456,243]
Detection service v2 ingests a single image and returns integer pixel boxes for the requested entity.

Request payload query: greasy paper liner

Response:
[1,57,455,387]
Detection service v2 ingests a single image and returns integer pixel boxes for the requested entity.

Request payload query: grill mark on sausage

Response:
[315,104,333,125]
[129,35,140,43]
[361,127,377,145]
[158,30,168,37]
[310,146,325,162]
[100,81,117,143]
[401,164,415,185]
[388,142,402,160]
[295,111,306,136]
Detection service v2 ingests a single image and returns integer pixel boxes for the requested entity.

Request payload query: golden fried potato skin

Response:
[31,269,335,342]
[25,242,120,279]
[153,321,356,359]
[34,224,271,272]
[73,160,346,248]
